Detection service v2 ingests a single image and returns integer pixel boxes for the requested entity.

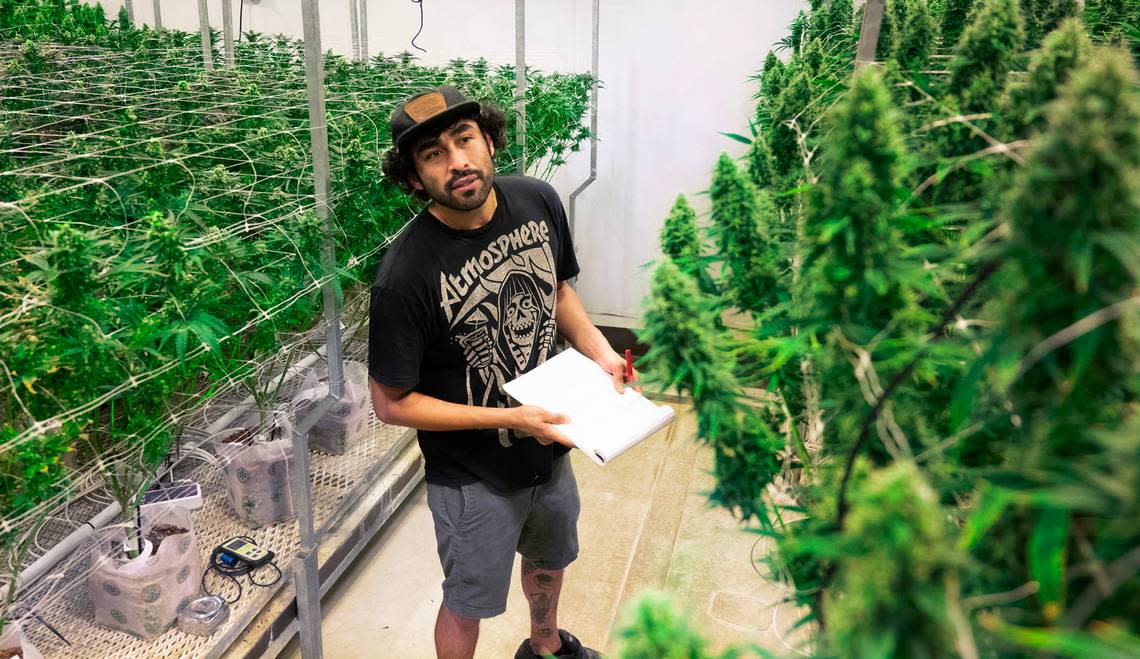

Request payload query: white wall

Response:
[95,0,805,325]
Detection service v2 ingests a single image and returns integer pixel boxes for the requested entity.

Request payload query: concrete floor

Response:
[281,404,808,658]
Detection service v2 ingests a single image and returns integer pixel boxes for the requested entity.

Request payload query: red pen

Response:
[624,349,634,383]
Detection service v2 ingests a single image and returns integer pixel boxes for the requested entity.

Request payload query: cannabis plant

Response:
[928,0,1027,206]
[822,462,960,658]
[0,0,593,540]
[709,155,780,317]
[948,0,1025,111]
[660,194,716,297]
[892,0,940,72]
[999,18,1092,137]
[614,591,755,659]
[979,48,1140,636]
[639,2,1140,656]
[640,260,781,521]
[942,0,978,46]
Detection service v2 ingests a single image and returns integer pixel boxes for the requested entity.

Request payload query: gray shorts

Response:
[425,455,581,619]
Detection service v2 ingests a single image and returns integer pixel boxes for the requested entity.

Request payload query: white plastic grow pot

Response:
[291,360,370,455]
[86,507,203,641]
[0,620,45,659]
[211,409,297,528]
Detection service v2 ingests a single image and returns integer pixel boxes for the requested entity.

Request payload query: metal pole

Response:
[222,0,235,68]
[348,0,361,61]
[197,0,213,71]
[152,0,162,30]
[295,0,348,656]
[515,0,526,175]
[124,0,134,23]
[359,0,369,61]
[855,0,886,70]
[568,0,599,240]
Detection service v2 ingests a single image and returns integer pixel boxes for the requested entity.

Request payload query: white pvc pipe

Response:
[18,501,121,590]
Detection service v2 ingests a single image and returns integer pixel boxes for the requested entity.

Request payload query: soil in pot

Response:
[145,524,189,553]
[222,427,258,445]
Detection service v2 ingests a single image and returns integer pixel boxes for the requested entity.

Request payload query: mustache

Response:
[448,169,483,188]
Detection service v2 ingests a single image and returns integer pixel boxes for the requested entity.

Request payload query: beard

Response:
[425,167,494,211]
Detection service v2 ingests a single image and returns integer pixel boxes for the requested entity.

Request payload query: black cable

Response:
[134,505,144,558]
[410,0,427,53]
[201,565,243,605]
[238,0,245,42]
[201,536,282,605]
[30,612,70,646]
[247,560,283,587]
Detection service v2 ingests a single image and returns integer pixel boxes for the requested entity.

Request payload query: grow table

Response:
[15,413,420,659]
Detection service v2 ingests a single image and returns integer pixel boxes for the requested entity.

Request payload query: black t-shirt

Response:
[368,176,581,493]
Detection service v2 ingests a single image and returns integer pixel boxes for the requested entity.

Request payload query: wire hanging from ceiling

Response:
[410,0,427,53]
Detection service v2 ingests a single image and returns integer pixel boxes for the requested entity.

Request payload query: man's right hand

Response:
[510,405,575,449]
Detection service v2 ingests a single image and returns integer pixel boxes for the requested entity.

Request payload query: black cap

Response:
[390,86,481,154]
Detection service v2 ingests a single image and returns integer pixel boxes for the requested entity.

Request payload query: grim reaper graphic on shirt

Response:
[439,220,559,424]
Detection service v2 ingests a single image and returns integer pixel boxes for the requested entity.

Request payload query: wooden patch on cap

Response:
[405,92,447,123]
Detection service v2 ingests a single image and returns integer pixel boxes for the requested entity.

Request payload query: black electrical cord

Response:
[201,536,282,605]
[238,0,245,42]
[202,564,243,605]
[410,0,427,53]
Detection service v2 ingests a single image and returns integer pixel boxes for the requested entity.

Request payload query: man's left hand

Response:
[595,349,640,394]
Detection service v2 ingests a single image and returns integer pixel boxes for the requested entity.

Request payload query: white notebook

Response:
[503,348,676,465]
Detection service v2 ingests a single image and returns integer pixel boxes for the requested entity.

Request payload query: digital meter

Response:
[218,537,274,567]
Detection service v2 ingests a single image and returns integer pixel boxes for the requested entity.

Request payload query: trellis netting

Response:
[0,0,592,654]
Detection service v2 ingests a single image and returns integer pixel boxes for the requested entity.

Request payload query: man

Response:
[369,86,633,659]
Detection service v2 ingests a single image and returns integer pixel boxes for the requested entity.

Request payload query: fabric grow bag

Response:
[0,620,45,659]
[86,509,203,641]
[213,410,297,528]
[291,360,370,455]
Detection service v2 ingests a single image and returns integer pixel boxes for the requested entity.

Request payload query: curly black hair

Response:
[381,103,508,201]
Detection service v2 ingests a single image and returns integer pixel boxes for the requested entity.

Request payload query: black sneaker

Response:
[513,629,603,659]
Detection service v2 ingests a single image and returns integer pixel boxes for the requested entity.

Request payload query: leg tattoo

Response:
[534,572,556,590]
[521,560,566,655]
